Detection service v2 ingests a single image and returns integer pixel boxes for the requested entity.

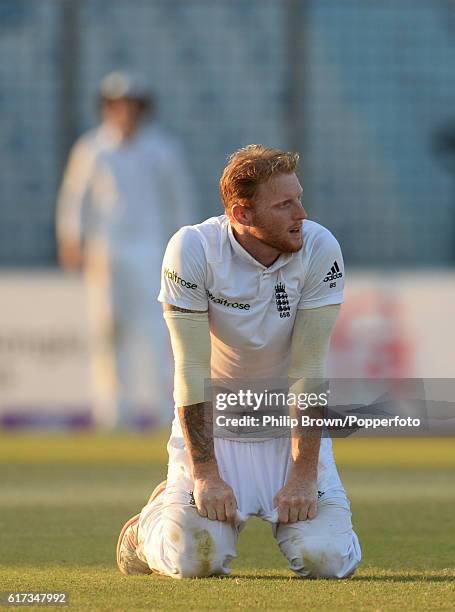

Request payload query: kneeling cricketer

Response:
[117,144,361,579]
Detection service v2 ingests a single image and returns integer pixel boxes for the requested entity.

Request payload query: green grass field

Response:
[0,434,454,611]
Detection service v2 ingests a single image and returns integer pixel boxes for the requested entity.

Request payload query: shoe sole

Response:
[116,513,141,573]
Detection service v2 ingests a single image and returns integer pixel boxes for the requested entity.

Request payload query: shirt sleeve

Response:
[158,226,208,311]
[298,228,345,310]
[56,137,94,243]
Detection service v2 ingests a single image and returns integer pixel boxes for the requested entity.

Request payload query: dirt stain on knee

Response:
[194,529,214,576]
[303,548,338,577]
[169,528,180,544]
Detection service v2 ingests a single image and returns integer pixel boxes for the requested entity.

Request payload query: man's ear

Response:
[231,202,253,226]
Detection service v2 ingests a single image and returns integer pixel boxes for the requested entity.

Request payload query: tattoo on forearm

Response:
[178,403,215,465]
[163,304,208,314]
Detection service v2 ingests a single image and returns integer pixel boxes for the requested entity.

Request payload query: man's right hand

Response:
[58,239,84,270]
[193,474,238,523]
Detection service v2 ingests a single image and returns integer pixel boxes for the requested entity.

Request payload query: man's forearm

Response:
[289,403,321,481]
[178,402,237,521]
[287,305,340,482]
[290,431,321,481]
[178,402,219,478]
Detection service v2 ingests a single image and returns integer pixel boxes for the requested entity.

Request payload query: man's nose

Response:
[295,202,307,220]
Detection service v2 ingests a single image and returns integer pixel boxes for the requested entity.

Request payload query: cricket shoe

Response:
[116,480,167,576]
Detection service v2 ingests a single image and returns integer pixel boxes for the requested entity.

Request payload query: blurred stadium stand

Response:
[1,0,455,267]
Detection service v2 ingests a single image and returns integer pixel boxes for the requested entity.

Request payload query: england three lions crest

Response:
[274,282,290,318]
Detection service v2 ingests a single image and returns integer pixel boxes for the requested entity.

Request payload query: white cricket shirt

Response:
[56,123,195,257]
[159,214,344,445]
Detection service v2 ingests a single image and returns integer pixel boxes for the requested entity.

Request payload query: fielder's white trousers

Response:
[136,437,361,579]
[84,243,173,428]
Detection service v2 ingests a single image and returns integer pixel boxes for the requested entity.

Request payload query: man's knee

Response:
[300,537,355,578]
[170,527,233,578]
[284,535,361,579]
[162,508,237,579]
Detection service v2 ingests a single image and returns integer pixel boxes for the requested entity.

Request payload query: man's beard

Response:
[251,217,303,253]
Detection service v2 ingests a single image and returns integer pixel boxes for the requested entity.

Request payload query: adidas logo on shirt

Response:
[323,261,343,283]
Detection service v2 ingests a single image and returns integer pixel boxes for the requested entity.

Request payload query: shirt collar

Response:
[99,122,147,148]
[99,123,124,147]
[227,220,294,272]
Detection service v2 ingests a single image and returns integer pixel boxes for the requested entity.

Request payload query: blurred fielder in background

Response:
[56,71,197,428]
[117,145,361,579]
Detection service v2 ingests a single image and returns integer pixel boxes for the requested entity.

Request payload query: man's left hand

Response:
[273,477,318,524]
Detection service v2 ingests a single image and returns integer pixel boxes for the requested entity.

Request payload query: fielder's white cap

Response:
[99,71,151,101]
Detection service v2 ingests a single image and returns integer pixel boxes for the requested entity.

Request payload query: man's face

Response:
[248,172,307,253]
[103,98,145,138]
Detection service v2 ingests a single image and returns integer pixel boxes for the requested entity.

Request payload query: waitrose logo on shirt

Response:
[164,268,198,289]
[206,289,250,310]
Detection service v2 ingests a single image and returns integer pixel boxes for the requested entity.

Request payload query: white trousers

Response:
[84,243,173,428]
[137,437,361,579]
